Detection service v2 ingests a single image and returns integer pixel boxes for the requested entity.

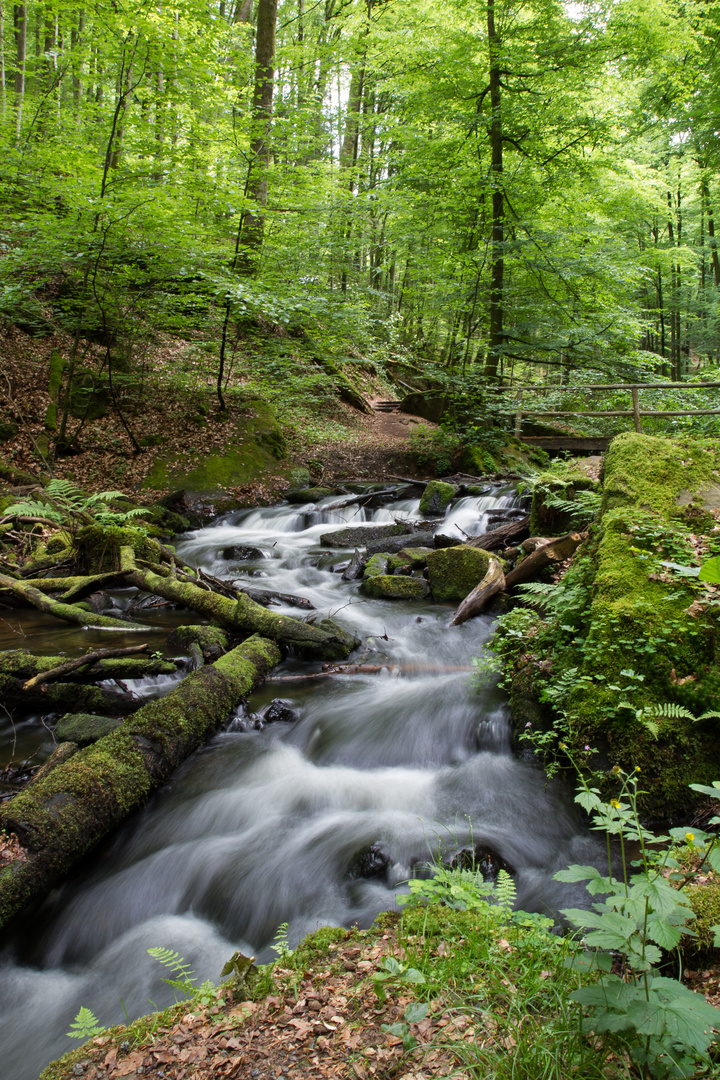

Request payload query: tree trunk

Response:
[236,0,279,274]
[450,556,506,625]
[13,3,26,139]
[484,0,503,381]
[0,572,144,630]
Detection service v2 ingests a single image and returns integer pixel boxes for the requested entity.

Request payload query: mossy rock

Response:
[320,523,412,548]
[426,545,491,602]
[460,446,496,476]
[45,531,72,555]
[601,432,720,517]
[529,467,599,535]
[54,713,122,745]
[76,524,161,573]
[141,396,286,494]
[66,369,111,420]
[361,574,429,600]
[286,487,337,504]
[364,553,390,578]
[0,422,18,442]
[0,458,38,486]
[419,480,456,516]
[387,547,432,573]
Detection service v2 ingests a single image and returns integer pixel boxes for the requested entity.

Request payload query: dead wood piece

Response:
[0,572,145,630]
[387,475,429,487]
[323,487,401,511]
[450,557,506,626]
[467,515,530,551]
[504,532,584,589]
[240,587,315,610]
[269,662,476,681]
[16,572,131,603]
[22,644,150,691]
[342,548,366,581]
[0,515,62,529]
[119,547,358,659]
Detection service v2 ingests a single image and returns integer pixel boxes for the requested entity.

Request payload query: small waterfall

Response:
[0,482,601,1080]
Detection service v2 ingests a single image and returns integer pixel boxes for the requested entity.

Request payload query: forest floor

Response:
[0,328,433,500]
[41,918,467,1080]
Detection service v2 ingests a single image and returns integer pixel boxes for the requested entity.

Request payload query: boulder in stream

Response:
[419,480,456,516]
[320,523,412,548]
[387,546,433,573]
[347,840,391,880]
[221,545,267,561]
[261,698,300,724]
[426,545,492,602]
[362,574,429,600]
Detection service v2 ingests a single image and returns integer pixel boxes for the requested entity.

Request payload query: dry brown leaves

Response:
[0,829,29,865]
[53,931,464,1080]
[0,327,429,497]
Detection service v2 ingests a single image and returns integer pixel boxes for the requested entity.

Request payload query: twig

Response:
[22,643,150,690]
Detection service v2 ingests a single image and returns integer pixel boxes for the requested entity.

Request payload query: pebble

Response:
[72,1067,84,1077]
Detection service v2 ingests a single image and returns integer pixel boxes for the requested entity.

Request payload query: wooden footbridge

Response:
[512,381,720,453]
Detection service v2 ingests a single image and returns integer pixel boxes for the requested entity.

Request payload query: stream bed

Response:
[0,487,600,1080]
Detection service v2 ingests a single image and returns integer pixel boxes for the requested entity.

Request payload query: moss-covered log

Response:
[120,548,358,658]
[0,649,178,683]
[0,572,141,630]
[0,634,281,928]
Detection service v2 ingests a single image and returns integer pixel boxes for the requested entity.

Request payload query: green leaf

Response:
[383,956,402,975]
[402,968,426,985]
[698,556,720,583]
[404,1003,428,1024]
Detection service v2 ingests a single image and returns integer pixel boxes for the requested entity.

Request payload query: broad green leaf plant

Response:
[556,763,720,1078]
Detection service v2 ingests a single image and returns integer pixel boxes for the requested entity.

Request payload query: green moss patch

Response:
[427,545,491,602]
[361,574,429,599]
[419,480,456,516]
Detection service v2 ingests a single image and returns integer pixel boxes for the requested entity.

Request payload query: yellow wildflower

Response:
[610,799,622,810]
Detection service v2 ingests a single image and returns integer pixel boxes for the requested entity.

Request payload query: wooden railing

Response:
[512,382,720,436]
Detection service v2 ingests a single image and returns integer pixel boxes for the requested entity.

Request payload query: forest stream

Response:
[0,486,602,1080]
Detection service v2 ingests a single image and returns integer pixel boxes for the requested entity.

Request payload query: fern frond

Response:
[695,711,720,723]
[494,869,517,911]
[147,947,197,984]
[67,1006,104,1040]
[644,703,697,721]
[1,500,66,523]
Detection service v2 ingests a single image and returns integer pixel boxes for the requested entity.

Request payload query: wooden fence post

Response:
[515,389,523,437]
[631,386,642,432]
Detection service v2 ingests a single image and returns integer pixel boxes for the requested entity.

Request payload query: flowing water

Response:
[0,488,600,1080]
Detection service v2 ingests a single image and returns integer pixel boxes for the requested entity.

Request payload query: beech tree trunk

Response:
[236,0,279,274]
[484,0,504,381]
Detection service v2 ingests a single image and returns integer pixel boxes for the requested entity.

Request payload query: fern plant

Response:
[66,1006,104,1041]
[3,479,147,534]
[147,947,215,1007]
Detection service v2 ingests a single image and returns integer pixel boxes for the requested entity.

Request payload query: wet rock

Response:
[286,487,337,504]
[449,845,514,882]
[426,545,491,602]
[363,553,390,578]
[54,713,122,745]
[434,533,463,549]
[261,699,300,724]
[361,574,429,600]
[320,523,412,548]
[348,841,391,880]
[387,546,433,573]
[419,480,456,516]
[221,545,267,561]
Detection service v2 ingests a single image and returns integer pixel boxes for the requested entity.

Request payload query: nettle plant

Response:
[556,766,720,1079]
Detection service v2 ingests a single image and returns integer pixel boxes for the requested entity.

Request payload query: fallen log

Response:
[467,515,530,551]
[0,634,281,928]
[22,644,151,691]
[0,572,144,630]
[119,547,358,659]
[269,662,476,681]
[7,572,131,603]
[450,557,507,625]
[504,532,584,589]
[322,486,401,511]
